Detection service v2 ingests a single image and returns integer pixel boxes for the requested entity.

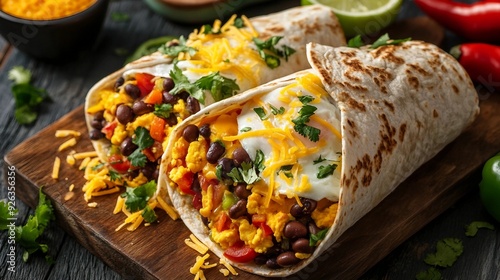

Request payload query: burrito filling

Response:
[168,72,342,268]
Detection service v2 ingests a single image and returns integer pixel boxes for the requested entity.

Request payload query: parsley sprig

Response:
[121,181,158,223]
[292,98,321,142]
[219,150,265,185]
[127,127,154,167]
[253,36,296,69]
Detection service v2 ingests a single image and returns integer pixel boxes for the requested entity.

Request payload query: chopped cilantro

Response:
[298,95,314,105]
[0,200,17,230]
[169,64,206,104]
[278,165,294,178]
[240,127,252,133]
[254,149,265,173]
[142,205,157,223]
[158,36,197,57]
[313,155,327,164]
[8,66,50,125]
[292,104,321,142]
[154,103,173,119]
[309,228,328,246]
[370,33,411,49]
[269,104,285,115]
[253,107,267,120]
[91,162,106,171]
[127,127,154,167]
[121,181,157,212]
[424,238,463,268]
[233,17,245,28]
[125,36,176,64]
[194,72,240,102]
[465,221,495,237]
[226,150,264,184]
[416,267,443,280]
[253,36,296,69]
[347,35,365,48]
[202,24,221,35]
[317,164,337,179]
[109,170,122,182]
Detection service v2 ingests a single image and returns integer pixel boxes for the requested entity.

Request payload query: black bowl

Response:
[0,0,110,61]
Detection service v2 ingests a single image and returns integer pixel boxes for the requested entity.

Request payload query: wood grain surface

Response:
[4,75,500,280]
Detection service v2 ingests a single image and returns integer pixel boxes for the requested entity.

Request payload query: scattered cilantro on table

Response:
[8,66,50,125]
[121,181,157,223]
[416,267,443,280]
[0,188,55,262]
[424,238,463,268]
[465,221,495,237]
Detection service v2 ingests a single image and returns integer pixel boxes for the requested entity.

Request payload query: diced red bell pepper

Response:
[215,212,231,232]
[223,245,258,263]
[101,121,117,140]
[192,191,202,210]
[150,116,166,142]
[108,154,131,173]
[135,73,155,97]
[252,214,273,237]
[177,172,195,195]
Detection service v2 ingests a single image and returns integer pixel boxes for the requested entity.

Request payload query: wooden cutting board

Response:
[4,18,500,280]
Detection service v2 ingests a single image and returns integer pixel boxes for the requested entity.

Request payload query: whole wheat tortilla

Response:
[160,41,479,277]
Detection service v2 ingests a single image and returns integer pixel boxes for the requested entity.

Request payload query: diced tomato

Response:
[192,191,202,210]
[142,148,156,163]
[135,73,155,97]
[212,183,227,209]
[252,214,273,237]
[108,154,131,173]
[178,172,195,195]
[150,116,166,142]
[101,121,117,140]
[198,174,217,191]
[215,212,231,232]
[143,89,163,105]
[223,245,258,263]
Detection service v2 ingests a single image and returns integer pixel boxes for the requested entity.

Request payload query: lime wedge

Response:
[302,0,402,38]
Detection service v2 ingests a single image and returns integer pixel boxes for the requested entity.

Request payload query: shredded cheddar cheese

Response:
[51,156,61,179]
[219,258,238,276]
[55,130,81,138]
[73,151,98,160]
[190,253,210,275]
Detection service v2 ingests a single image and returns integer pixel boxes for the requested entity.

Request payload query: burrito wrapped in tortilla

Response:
[159,41,479,276]
[84,5,345,184]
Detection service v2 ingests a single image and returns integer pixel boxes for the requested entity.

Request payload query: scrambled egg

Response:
[312,203,338,228]
[238,220,273,253]
[186,140,207,173]
[199,185,214,218]
[210,227,239,249]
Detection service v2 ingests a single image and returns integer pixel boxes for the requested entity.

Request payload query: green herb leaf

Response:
[370,33,411,49]
[142,205,157,223]
[11,82,50,125]
[254,150,265,173]
[121,181,157,212]
[109,170,122,182]
[347,35,365,48]
[240,127,252,133]
[269,104,285,115]
[253,36,296,69]
[154,104,173,119]
[253,107,267,120]
[169,64,206,104]
[424,238,463,268]
[309,228,329,246]
[278,165,294,178]
[298,95,314,105]
[128,149,147,167]
[15,187,55,262]
[8,66,32,84]
[0,200,18,231]
[465,221,495,237]
[202,24,221,35]
[227,162,260,185]
[132,127,154,149]
[125,36,177,64]
[317,164,337,179]
[91,162,106,171]
[194,72,240,102]
[158,36,197,57]
[313,155,327,164]
[233,17,245,28]
[292,104,321,142]
[416,267,443,280]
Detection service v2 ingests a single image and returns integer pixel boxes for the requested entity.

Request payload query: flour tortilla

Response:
[84,5,345,162]
[160,41,479,277]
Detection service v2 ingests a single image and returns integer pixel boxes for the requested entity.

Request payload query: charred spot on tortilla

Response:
[338,92,367,111]
[433,109,439,118]
[399,123,407,142]
[408,63,432,76]
[408,75,420,89]
[383,100,395,113]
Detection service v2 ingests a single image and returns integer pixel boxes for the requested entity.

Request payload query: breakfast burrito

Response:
[159,41,479,276]
[84,5,345,184]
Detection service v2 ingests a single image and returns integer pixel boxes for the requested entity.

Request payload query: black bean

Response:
[162,91,178,105]
[234,183,250,199]
[178,91,189,101]
[199,124,211,139]
[165,114,178,126]
[283,221,308,239]
[90,119,103,130]
[232,147,251,166]
[89,129,104,140]
[186,96,200,114]
[206,141,225,164]
[191,174,201,193]
[292,238,313,254]
[228,199,247,219]
[140,162,157,180]
[308,222,320,236]
[254,255,268,265]
[132,100,154,116]
[114,76,125,92]
[120,137,138,156]
[276,251,300,267]
[265,258,281,269]
[124,83,141,99]
[152,169,160,182]
[163,77,175,92]
[182,124,199,143]
[290,198,318,218]
[217,158,234,176]
[116,104,135,124]
[94,110,105,121]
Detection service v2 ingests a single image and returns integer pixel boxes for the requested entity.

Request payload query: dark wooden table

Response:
[1,0,499,279]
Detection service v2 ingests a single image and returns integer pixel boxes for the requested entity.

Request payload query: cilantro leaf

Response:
[269,104,285,115]
[347,35,365,48]
[313,155,327,164]
[424,238,463,268]
[309,228,328,247]
[253,107,267,120]
[109,170,122,182]
[8,66,32,84]
[254,149,265,173]
[132,127,154,149]
[253,36,296,69]
[154,103,173,118]
[226,150,264,184]
[121,181,157,212]
[15,188,55,262]
[416,267,443,280]
[169,64,206,104]
[11,82,50,125]
[370,33,411,49]
[278,165,294,178]
[128,149,148,167]
[298,95,314,105]
[0,200,17,231]
[142,205,158,223]
[292,104,321,142]
[158,36,197,57]
[317,164,337,179]
[465,221,495,237]
[194,72,240,102]
[202,24,221,35]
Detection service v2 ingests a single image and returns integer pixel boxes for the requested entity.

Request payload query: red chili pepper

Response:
[414,0,500,42]
[450,43,500,90]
